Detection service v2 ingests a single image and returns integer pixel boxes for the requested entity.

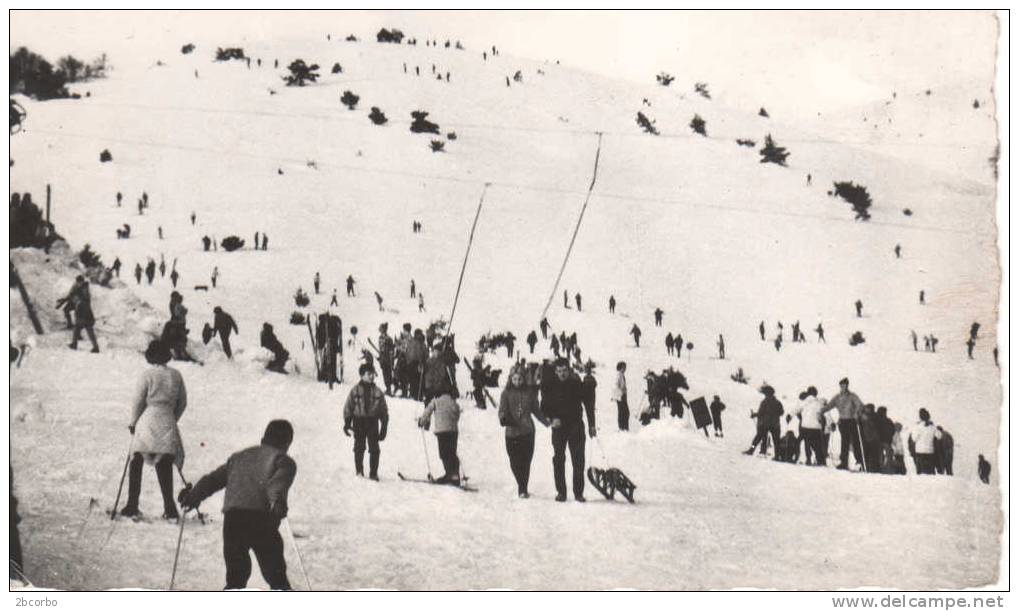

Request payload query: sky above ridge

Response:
[10,10,999,121]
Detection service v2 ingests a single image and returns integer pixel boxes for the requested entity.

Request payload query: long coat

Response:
[130,364,187,467]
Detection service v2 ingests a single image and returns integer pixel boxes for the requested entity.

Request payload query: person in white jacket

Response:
[612,361,629,431]
[122,339,188,519]
[419,392,462,484]
[908,408,942,474]
[795,386,828,465]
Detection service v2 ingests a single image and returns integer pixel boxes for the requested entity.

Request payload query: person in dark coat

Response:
[260,323,289,373]
[540,358,596,502]
[608,295,616,314]
[179,420,297,590]
[111,257,122,278]
[630,324,641,347]
[935,426,954,475]
[709,395,726,437]
[377,324,395,395]
[574,293,582,312]
[202,235,211,252]
[665,333,675,356]
[342,364,389,479]
[550,334,561,358]
[134,263,143,284]
[744,385,783,458]
[539,317,550,339]
[505,332,516,358]
[759,321,766,341]
[526,330,538,354]
[145,259,156,285]
[213,306,239,359]
[654,308,663,326]
[346,275,356,297]
[66,276,100,352]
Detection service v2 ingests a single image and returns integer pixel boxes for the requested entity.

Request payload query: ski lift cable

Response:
[23,127,989,238]
[538,131,603,322]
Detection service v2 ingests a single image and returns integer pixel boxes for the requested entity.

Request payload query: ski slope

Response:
[9,28,1003,590]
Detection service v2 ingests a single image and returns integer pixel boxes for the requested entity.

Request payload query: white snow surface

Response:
[8,33,1002,590]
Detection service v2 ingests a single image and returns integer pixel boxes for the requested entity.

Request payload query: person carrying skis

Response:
[418,391,462,484]
[342,364,389,480]
[612,361,629,431]
[121,339,187,519]
[541,358,596,502]
[178,419,296,590]
[499,366,549,498]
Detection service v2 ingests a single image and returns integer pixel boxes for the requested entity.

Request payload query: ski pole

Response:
[110,437,135,520]
[419,428,433,479]
[283,517,313,590]
[168,509,189,590]
[856,420,868,473]
[175,464,205,524]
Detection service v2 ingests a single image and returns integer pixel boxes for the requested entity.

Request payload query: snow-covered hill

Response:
[9,27,1003,590]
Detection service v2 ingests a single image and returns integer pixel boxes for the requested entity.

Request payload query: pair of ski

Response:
[397,472,478,493]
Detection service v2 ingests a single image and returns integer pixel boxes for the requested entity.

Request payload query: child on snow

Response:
[418,392,462,484]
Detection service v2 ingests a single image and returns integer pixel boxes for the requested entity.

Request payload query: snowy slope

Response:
[9,30,1002,590]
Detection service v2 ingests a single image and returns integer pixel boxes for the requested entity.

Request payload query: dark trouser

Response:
[710,407,724,434]
[352,418,381,477]
[223,510,290,590]
[219,331,233,358]
[750,424,780,455]
[380,359,393,393]
[71,321,99,351]
[616,397,629,431]
[863,440,883,472]
[436,431,460,479]
[473,385,486,409]
[551,422,586,498]
[528,342,535,354]
[801,429,825,465]
[838,420,864,469]
[125,453,177,515]
[914,453,936,475]
[506,434,535,494]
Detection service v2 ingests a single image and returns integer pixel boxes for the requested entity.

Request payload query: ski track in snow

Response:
[9,33,1002,590]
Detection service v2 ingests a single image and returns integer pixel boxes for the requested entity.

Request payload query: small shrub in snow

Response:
[430,140,446,152]
[656,72,675,86]
[759,134,789,166]
[181,44,195,55]
[694,82,711,99]
[689,114,706,136]
[369,107,388,125]
[636,111,659,135]
[340,90,359,110]
[290,311,306,325]
[410,110,440,134]
[283,59,320,86]
[736,138,756,147]
[215,47,245,61]
[832,181,873,221]
[331,62,343,74]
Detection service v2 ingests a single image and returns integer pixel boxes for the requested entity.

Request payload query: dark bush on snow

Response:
[736,138,756,147]
[215,47,246,61]
[376,28,405,44]
[99,149,113,163]
[410,110,440,134]
[181,44,195,55]
[221,236,245,251]
[759,134,789,166]
[290,311,306,325]
[689,114,706,136]
[430,140,445,152]
[656,72,674,86]
[284,59,320,86]
[331,62,343,74]
[636,111,659,135]
[340,90,359,110]
[832,181,873,221]
[369,107,388,125]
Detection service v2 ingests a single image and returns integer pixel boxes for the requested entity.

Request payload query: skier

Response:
[827,377,865,471]
[774,334,782,352]
[970,322,981,340]
[894,244,901,258]
[330,289,338,307]
[539,317,550,339]
[418,293,425,313]
[418,391,462,484]
[776,322,784,341]
[717,334,725,359]
[744,385,783,458]
[145,259,156,285]
[612,361,629,431]
[966,337,976,359]
[978,454,991,484]
[550,334,561,358]
[213,306,239,359]
[709,395,726,437]
[342,364,389,480]
[158,256,166,278]
[410,279,416,299]
[261,234,268,251]
[66,276,100,353]
[346,275,356,297]
[314,272,320,295]
[179,419,296,590]
[791,321,802,342]
[541,358,596,502]
[190,211,196,225]
[907,408,941,475]
[499,367,549,498]
[504,332,516,358]
[815,323,825,343]
[170,268,179,288]
[375,291,384,312]
[563,290,569,309]
[675,333,684,358]
[630,324,641,348]
[855,299,863,318]
[260,323,290,373]
[575,293,582,312]
[930,334,939,353]
[654,308,663,327]
[111,257,121,278]
[608,295,616,314]
[759,321,766,341]
[121,339,187,519]
[526,330,538,354]
[665,333,674,356]
[211,266,219,288]
[255,232,260,248]
[158,226,164,240]
[116,191,122,207]
[202,236,211,252]
[919,290,926,305]
[377,324,396,395]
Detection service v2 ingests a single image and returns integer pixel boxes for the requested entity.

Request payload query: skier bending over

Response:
[179,419,296,590]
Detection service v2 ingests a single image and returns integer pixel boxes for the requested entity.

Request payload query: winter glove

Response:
[342,417,352,437]
[177,484,197,510]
